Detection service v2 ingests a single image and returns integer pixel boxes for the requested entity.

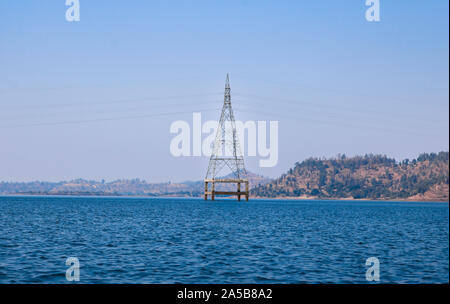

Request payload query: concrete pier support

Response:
[204,179,249,201]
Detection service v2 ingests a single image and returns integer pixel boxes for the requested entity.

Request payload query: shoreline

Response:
[1,193,448,203]
[252,196,449,203]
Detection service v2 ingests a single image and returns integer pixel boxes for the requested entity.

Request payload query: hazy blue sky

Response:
[0,0,448,182]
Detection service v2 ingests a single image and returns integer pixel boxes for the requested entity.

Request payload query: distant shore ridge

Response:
[1,152,448,202]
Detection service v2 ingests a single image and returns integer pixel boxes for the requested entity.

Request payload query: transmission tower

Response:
[204,74,249,201]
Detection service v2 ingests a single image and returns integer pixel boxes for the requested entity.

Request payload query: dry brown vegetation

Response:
[251,152,449,202]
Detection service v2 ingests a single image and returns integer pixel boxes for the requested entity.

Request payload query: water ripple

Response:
[0,196,448,283]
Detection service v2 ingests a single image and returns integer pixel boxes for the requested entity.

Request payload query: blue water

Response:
[0,196,448,284]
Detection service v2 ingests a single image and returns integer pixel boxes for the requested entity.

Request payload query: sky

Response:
[0,0,448,182]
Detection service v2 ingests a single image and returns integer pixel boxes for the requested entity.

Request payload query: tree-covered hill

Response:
[251,152,449,201]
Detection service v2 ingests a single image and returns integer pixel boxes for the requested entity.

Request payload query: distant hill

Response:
[0,172,271,197]
[2,153,448,201]
[251,152,449,202]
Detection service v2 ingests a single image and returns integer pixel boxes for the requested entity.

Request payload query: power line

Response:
[0,92,223,111]
[0,108,221,129]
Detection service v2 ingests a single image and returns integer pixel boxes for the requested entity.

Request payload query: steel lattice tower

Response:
[204,74,249,201]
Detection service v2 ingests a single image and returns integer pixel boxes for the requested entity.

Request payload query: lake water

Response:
[0,196,448,283]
